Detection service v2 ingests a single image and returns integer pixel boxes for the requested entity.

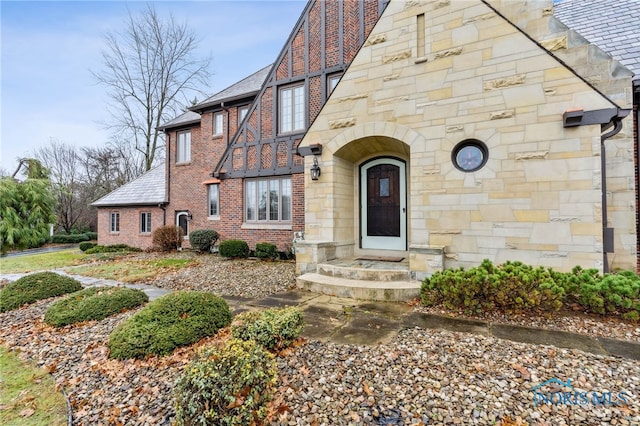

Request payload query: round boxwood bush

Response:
[79,241,97,252]
[232,306,305,351]
[107,291,232,359]
[219,239,250,258]
[174,339,277,426]
[0,272,83,313]
[189,230,220,252]
[255,242,278,260]
[44,286,149,327]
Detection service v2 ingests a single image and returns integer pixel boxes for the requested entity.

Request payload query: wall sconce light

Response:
[310,156,321,180]
[187,211,193,221]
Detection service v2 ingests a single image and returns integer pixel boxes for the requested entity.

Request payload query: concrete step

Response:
[296,272,420,302]
[317,260,411,281]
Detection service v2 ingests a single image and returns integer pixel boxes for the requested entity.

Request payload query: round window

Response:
[452,140,488,172]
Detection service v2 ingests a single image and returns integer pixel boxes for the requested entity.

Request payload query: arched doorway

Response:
[176,211,190,238]
[360,157,407,251]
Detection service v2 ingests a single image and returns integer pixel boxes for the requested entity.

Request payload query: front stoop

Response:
[296,259,420,301]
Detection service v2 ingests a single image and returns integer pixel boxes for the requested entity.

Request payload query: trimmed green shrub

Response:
[189,230,220,252]
[44,286,148,327]
[152,225,182,252]
[51,233,90,244]
[255,242,278,260]
[107,291,231,359]
[555,266,640,320]
[85,232,98,240]
[84,244,142,254]
[79,241,97,252]
[219,239,250,258]
[174,339,277,426]
[232,306,304,351]
[0,272,83,313]
[421,259,564,315]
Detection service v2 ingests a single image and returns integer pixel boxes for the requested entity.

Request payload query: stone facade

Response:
[297,0,635,277]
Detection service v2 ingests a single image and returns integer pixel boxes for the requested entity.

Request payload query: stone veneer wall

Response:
[297,0,635,276]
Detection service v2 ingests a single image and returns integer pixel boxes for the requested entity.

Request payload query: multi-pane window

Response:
[239,106,249,123]
[140,212,151,233]
[279,84,305,133]
[176,131,191,163]
[110,212,120,233]
[245,177,292,223]
[208,184,219,217]
[213,112,224,136]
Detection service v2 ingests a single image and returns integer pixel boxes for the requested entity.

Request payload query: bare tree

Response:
[93,4,210,171]
[33,140,89,233]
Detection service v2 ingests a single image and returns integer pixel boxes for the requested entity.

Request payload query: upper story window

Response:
[213,112,224,136]
[279,83,305,134]
[245,176,292,223]
[328,73,342,97]
[208,184,219,217]
[110,212,120,233]
[140,212,151,233]
[239,106,249,123]
[176,131,191,164]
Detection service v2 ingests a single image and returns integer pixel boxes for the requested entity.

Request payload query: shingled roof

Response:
[554,0,640,81]
[158,110,201,131]
[190,64,272,111]
[91,165,166,207]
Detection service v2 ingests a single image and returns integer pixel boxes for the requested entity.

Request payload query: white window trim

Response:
[213,112,224,136]
[140,212,152,234]
[109,212,120,233]
[176,211,190,239]
[176,131,191,164]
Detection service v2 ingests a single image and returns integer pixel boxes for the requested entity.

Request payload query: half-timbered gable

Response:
[214,0,389,179]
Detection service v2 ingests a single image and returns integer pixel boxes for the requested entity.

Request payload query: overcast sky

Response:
[0,0,306,174]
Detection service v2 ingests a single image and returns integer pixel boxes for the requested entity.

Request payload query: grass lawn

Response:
[66,257,196,283]
[0,346,67,426]
[0,249,87,274]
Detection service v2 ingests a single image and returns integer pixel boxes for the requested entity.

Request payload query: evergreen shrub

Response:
[107,291,231,359]
[219,239,249,258]
[44,286,148,327]
[51,233,90,244]
[232,306,305,351]
[189,230,220,252]
[554,266,640,320]
[255,242,278,260]
[79,241,97,252]
[421,259,564,314]
[0,272,83,313]
[174,339,277,426]
[84,244,142,254]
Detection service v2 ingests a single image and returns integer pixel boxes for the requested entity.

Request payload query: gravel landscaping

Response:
[1,254,639,425]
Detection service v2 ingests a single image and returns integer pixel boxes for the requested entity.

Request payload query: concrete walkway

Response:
[2,272,638,362]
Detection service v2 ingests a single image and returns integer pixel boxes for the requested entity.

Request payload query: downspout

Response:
[563,107,630,273]
[601,115,627,272]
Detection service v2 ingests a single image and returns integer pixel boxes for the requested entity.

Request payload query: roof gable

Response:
[213,0,389,178]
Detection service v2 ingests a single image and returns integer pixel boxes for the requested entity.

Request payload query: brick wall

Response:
[96,206,165,249]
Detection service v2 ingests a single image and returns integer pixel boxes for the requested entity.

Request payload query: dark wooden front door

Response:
[366,164,400,237]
